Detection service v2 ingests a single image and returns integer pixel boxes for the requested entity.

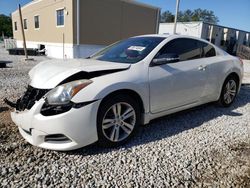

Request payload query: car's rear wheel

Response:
[218,76,239,107]
[97,95,140,147]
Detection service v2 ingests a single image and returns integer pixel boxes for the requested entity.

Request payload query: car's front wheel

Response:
[218,76,239,107]
[97,95,140,147]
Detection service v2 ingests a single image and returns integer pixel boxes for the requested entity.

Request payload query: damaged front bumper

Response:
[8,86,101,151]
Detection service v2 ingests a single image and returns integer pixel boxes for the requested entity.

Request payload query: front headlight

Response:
[45,80,93,105]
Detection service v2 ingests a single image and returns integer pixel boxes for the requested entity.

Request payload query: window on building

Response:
[34,16,40,29]
[56,9,64,26]
[14,22,17,31]
[24,19,27,30]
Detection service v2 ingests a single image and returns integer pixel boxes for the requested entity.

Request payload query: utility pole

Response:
[173,0,180,34]
[18,4,28,60]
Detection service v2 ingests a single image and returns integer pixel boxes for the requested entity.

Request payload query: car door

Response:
[149,38,209,114]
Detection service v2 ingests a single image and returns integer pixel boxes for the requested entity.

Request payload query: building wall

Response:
[16,40,74,59]
[200,23,211,40]
[159,22,250,55]
[74,0,159,45]
[12,0,159,59]
[12,0,74,58]
[248,33,250,46]
[237,31,247,45]
[159,22,203,37]
[210,25,224,47]
[12,0,74,44]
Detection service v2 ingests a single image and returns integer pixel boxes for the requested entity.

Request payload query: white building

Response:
[159,22,250,54]
[12,0,160,59]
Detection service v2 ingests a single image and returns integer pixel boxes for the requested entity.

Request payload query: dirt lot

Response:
[0,44,250,187]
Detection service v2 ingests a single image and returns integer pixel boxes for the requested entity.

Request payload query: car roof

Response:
[134,34,170,38]
[135,34,207,40]
[134,34,216,45]
[133,34,226,55]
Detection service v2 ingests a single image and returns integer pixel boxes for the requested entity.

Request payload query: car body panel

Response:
[11,99,101,151]
[71,62,149,110]
[149,58,208,113]
[29,59,131,89]
[204,55,243,99]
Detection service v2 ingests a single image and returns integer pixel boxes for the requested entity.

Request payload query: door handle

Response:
[198,65,206,71]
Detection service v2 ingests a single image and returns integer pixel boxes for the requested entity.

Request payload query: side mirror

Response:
[151,53,180,66]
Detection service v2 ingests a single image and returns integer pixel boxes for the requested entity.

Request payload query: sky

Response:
[0,0,250,32]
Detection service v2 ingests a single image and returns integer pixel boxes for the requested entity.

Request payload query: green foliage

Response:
[161,9,219,24]
[160,11,175,23]
[0,14,13,39]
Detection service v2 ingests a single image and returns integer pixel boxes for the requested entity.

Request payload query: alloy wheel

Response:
[223,79,237,104]
[101,102,136,142]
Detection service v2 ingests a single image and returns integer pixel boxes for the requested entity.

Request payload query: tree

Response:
[161,9,219,24]
[160,11,175,23]
[0,14,13,39]
[191,9,219,24]
[178,9,193,22]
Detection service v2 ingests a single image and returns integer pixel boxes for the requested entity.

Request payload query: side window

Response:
[198,41,216,57]
[156,38,202,61]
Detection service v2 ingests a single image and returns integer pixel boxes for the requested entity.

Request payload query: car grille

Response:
[16,85,50,111]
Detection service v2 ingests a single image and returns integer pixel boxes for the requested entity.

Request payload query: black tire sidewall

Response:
[97,94,141,147]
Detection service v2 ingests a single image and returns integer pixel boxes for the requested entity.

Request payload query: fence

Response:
[4,39,17,50]
[237,45,250,60]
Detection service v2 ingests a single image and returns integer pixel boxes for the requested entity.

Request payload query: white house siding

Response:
[16,41,74,59]
[159,22,203,37]
[237,31,247,45]
[200,23,211,40]
[211,26,224,47]
[159,22,250,53]
[16,41,106,59]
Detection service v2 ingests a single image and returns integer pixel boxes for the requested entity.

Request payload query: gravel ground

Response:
[0,43,250,187]
[0,44,49,103]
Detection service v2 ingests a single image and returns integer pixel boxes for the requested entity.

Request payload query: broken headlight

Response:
[45,80,93,105]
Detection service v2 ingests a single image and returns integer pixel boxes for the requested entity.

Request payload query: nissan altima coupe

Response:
[9,35,243,151]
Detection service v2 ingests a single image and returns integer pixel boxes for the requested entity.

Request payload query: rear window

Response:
[198,41,216,57]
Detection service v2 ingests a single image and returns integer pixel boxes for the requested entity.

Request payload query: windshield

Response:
[90,37,165,64]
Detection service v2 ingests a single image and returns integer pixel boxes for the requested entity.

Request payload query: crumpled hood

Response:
[29,59,130,89]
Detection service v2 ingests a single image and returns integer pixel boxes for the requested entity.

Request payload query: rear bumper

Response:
[11,99,101,151]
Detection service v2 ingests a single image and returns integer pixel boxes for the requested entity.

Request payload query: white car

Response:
[9,35,243,151]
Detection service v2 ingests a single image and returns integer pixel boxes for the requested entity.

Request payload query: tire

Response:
[218,76,239,107]
[97,94,141,147]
